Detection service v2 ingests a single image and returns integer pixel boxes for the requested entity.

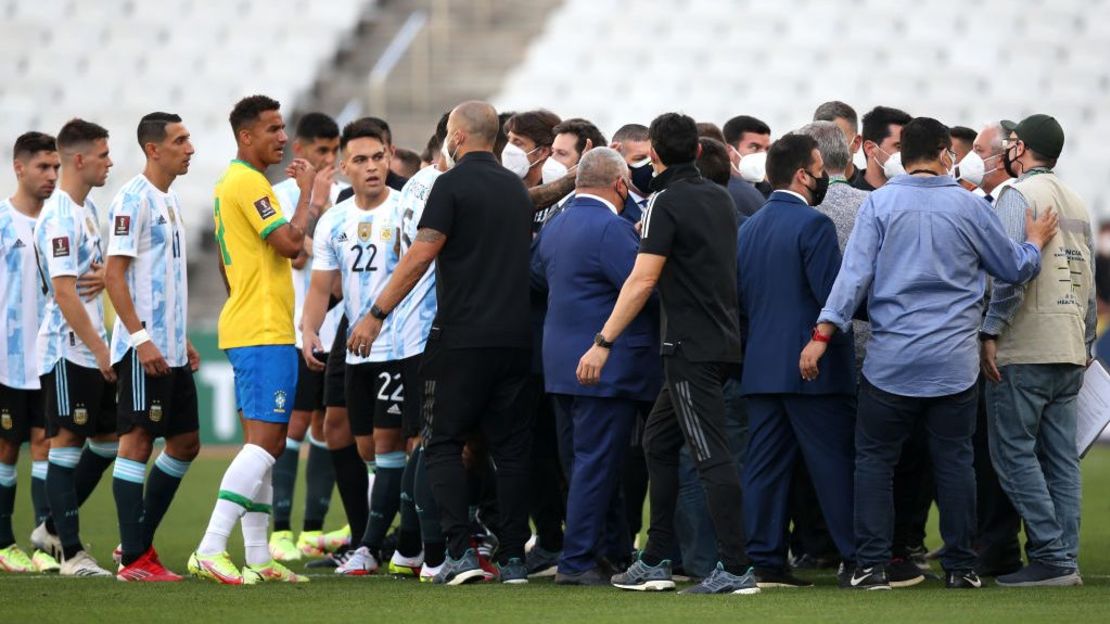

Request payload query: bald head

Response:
[448,101,498,151]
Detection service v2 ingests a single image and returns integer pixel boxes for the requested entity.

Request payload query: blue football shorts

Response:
[226,345,299,424]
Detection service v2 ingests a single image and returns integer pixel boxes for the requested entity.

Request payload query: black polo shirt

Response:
[850,168,875,192]
[639,162,742,363]
[418,151,532,349]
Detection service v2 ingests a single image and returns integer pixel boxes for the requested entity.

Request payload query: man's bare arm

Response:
[528,173,576,212]
[372,228,446,314]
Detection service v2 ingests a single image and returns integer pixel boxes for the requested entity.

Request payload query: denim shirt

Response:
[818,174,1042,397]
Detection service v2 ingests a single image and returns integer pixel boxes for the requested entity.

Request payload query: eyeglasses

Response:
[1001,137,1022,149]
[946,149,958,161]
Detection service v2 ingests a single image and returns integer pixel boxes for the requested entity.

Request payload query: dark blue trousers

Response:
[552,394,637,573]
[743,393,856,570]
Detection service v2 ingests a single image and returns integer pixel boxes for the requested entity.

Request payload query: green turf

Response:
[3,446,1110,623]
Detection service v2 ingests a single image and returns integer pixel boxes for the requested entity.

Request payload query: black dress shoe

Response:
[754,567,813,588]
[555,567,609,586]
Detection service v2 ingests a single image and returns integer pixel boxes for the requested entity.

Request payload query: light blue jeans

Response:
[986,363,1083,570]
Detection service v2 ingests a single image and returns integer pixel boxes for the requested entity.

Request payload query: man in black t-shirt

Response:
[349,101,534,586]
[577,113,757,595]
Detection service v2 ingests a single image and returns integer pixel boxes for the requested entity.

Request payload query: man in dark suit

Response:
[736,133,857,588]
[532,148,663,585]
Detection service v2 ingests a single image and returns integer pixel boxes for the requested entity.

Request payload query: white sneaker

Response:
[59,550,112,577]
[420,562,444,583]
[334,546,378,576]
[112,544,122,565]
[30,522,62,561]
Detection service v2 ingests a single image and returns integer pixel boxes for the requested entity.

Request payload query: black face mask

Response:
[1002,145,1020,178]
[805,170,830,205]
[629,161,653,196]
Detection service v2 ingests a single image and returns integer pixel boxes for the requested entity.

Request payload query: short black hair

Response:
[861,105,912,145]
[766,133,819,189]
[340,117,388,151]
[423,111,451,159]
[949,125,977,144]
[814,100,858,131]
[504,110,561,147]
[696,138,731,186]
[229,95,280,134]
[393,148,421,177]
[900,117,952,166]
[295,112,339,142]
[697,122,727,144]
[361,116,393,146]
[552,118,607,157]
[723,115,771,147]
[137,112,182,149]
[57,118,109,151]
[612,123,649,143]
[649,112,699,166]
[13,131,56,160]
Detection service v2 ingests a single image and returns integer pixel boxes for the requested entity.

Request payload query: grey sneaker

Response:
[525,545,561,576]
[498,557,528,584]
[433,549,485,586]
[611,557,675,591]
[680,563,761,595]
[996,561,1082,587]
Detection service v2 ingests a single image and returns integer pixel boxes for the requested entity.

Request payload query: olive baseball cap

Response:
[1000,114,1064,159]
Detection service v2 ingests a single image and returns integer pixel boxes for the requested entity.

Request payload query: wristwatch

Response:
[370,304,389,321]
[594,333,614,349]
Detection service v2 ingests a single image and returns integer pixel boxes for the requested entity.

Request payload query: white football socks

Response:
[242,468,273,565]
[197,444,275,556]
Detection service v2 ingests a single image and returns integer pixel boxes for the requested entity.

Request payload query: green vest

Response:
[995,171,1092,367]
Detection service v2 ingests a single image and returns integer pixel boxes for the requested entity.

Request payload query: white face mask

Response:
[501,143,541,179]
[440,137,456,169]
[738,150,767,184]
[542,157,569,185]
[878,149,905,179]
[956,152,984,186]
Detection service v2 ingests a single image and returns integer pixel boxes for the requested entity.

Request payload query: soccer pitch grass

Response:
[3,448,1110,623]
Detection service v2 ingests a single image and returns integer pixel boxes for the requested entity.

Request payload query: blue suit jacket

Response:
[737,191,855,395]
[532,196,662,401]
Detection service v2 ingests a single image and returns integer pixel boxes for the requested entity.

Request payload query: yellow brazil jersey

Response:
[213,159,295,349]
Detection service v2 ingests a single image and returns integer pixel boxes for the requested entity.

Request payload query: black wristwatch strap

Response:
[979,331,998,342]
[594,333,614,349]
[370,304,389,321]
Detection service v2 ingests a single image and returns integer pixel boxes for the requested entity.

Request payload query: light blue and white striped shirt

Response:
[106,174,189,367]
[0,200,47,389]
[391,165,441,359]
[312,189,402,364]
[273,178,344,351]
[34,190,107,374]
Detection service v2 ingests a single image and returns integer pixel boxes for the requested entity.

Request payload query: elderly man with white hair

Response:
[531,147,663,586]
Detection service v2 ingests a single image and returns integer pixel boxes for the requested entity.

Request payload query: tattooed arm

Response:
[528,173,576,212]
[347,227,446,354]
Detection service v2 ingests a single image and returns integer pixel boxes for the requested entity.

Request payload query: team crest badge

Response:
[85,216,97,236]
[380,227,392,242]
[168,208,177,225]
[1,409,12,430]
[357,222,372,242]
[150,401,163,423]
[74,407,88,425]
[274,390,288,413]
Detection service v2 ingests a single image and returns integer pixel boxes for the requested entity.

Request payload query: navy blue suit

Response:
[532,195,662,573]
[736,190,857,570]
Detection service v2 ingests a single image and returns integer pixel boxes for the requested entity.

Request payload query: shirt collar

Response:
[773,189,810,205]
[650,161,700,192]
[576,193,618,215]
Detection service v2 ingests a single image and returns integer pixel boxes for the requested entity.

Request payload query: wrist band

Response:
[131,329,151,348]
[811,328,831,343]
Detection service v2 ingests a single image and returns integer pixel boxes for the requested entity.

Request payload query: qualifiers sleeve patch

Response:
[52,236,71,257]
[254,196,277,220]
[114,215,131,236]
